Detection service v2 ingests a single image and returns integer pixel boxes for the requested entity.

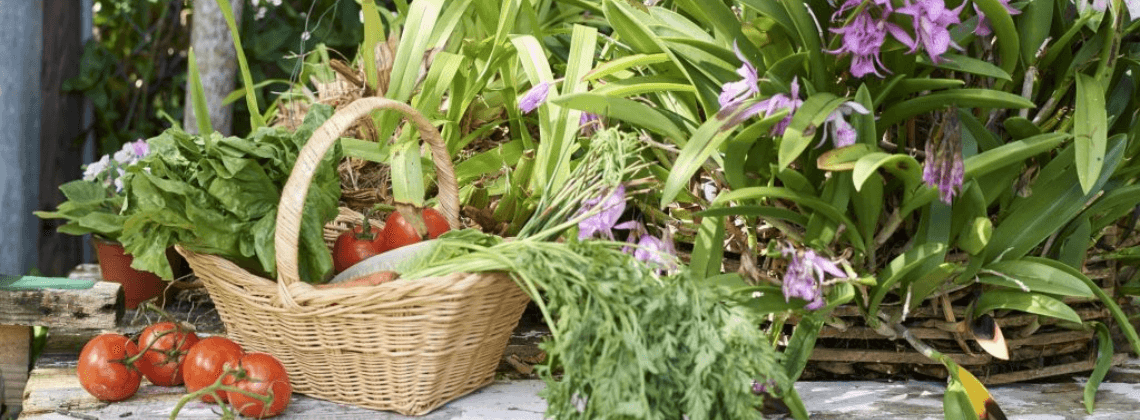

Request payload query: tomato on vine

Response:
[222,352,292,418]
[182,336,245,403]
[333,213,387,273]
[136,321,200,386]
[77,333,143,402]
[383,207,450,250]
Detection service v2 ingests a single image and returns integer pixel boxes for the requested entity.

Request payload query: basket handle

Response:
[274,98,460,306]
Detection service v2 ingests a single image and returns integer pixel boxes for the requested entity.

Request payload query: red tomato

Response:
[137,322,200,386]
[182,336,245,403]
[383,208,450,250]
[223,352,292,418]
[333,223,387,273]
[77,333,142,402]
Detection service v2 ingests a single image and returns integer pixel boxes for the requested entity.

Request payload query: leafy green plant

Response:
[117,105,341,281]
[505,0,1140,417]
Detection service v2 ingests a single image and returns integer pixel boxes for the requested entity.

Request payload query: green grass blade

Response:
[213,0,264,129]
[361,0,384,91]
[186,48,213,135]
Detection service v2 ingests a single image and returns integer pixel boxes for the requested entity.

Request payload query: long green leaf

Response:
[186,48,213,135]
[361,0,383,91]
[552,93,691,142]
[603,0,663,54]
[973,0,1019,89]
[778,93,842,170]
[867,243,947,318]
[713,187,866,251]
[963,132,1068,179]
[661,118,731,207]
[918,53,1011,81]
[878,89,1035,129]
[1023,256,1140,355]
[213,0,264,129]
[852,152,922,192]
[584,53,671,81]
[377,0,444,140]
[978,259,1095,297]
[1074,73,1107,194]
[1085,322,1114,414]
[974,290,1083,324]
[1018,0,1053,66]
[985,135,1124,262]
[784,313,824,381]
[390,139,424,206]
[340,138,388,163]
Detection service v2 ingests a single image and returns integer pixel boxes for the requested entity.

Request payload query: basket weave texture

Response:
[178,98,530,415]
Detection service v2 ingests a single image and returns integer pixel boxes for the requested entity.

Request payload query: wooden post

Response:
[38,0,87,276]
[0,326,31,418]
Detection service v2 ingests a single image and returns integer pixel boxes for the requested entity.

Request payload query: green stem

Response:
[168,367,276,420]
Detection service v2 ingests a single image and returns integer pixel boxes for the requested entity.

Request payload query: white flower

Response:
[250,0,259,6]
[83,155,111,181]
[113,148,134,165]
[255,6,267,20]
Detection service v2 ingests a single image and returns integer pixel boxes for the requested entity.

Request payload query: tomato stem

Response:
[168,366,275,420]
[356,209,378,240]
[118,328,173,367]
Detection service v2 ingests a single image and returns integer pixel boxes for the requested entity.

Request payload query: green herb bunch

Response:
[117,104,342,281]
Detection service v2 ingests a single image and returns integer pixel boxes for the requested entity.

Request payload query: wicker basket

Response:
[178,98,530,415]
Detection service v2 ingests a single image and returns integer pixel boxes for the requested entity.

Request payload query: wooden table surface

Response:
[19,359,547,420]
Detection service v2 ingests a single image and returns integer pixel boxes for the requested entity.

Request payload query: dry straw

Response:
[179,98,529,415]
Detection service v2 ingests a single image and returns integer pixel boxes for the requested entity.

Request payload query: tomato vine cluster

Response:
[77,317,292,419]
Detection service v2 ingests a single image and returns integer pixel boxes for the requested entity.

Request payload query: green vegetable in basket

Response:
[118,104,342,282]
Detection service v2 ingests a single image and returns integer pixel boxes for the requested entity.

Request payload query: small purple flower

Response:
[128,139,149,158]
[724,77,803,133]
[821,101,870,148]
[972,0,1019,37]
[632,233,677,272]
[716,42,760,119]
[577,184,626,240]
[579,112,602,136]
[923,111,964,204]
[518,81,551,113]
[751,379,777,395]
[781,244,847,310]
[895,0,964,64]
[827,11,899,78]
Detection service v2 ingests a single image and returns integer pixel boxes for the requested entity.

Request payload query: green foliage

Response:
[118,104,341,281]
[408,237,789,420]
[64,1,191,154]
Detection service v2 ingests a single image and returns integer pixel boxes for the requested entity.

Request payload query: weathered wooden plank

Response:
[809,348,992,365]
[1,325,31,410]
[981,354,1131,385]
[21,365,547,420]
[0,281,122,334]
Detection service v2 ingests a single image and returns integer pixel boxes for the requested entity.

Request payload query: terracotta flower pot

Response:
[92,237,171,309]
